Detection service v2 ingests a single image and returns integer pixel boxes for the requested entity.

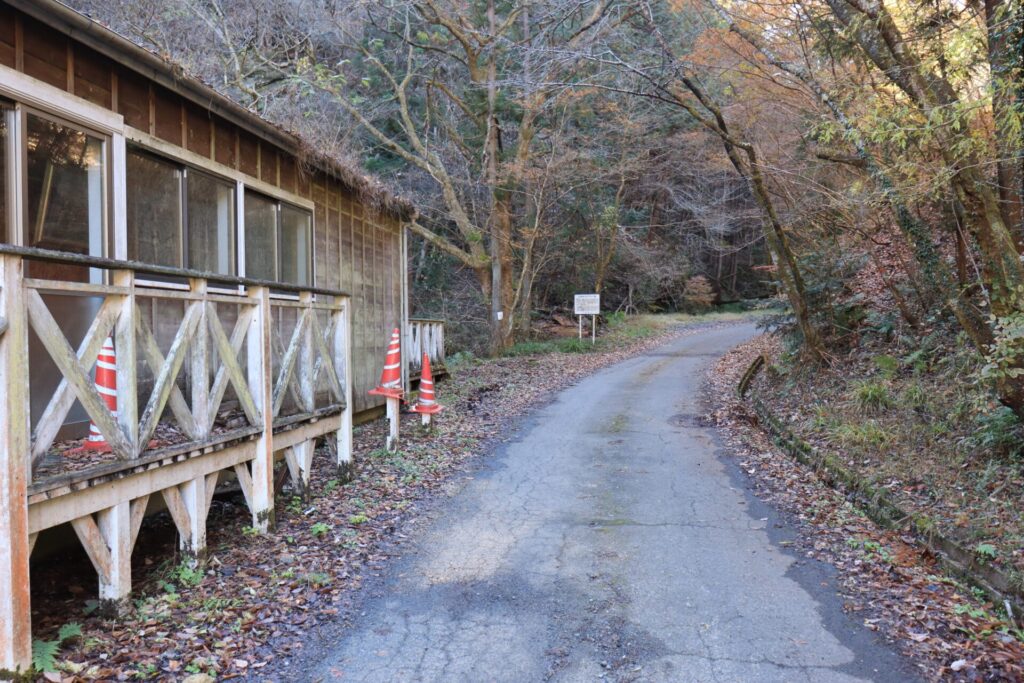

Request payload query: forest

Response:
[64,0,1021,369]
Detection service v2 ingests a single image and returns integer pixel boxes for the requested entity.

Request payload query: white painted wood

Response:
[299,294,316,414]
[96,502,131,603]
[190,279,210,439]
[161,485,192,550]
[135,309,198,439]
[128,495,150,550]
[112,133,128,261]
[0,255,33,671]
[29,440,257,534]
[31,293,122,465]
[26,289,134,459]
[207,304,258,427]
[233,462,255,517]
[138,301,202,447]
[335,300,353,478]
[179,476,208,558]
[0,64,124,134]
[386,396,400,451]
[247,286,275,532]
[272,309,308,417]
[283,440,315,496]
[113,270,138,452]
[28,534,38,556]
[70,514,112,583]
[205,471,219,515]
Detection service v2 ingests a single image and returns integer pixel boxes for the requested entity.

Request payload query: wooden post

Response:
[0,254,32,673]
[179,475,207,559]
[247,287,275,532]
[335,299,354,482]
[591,315,596,345]
[299,293,315,414]
[386,396,400,451]
[284,440,315,500]
[95,501,131,606]
[113,270,137,455]
[190,278,210,438]
[578,315,582,341]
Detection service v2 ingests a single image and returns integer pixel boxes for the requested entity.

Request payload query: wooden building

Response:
[0,0,444,672]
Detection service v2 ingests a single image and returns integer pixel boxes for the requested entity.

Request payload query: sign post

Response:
[574,294,600,345]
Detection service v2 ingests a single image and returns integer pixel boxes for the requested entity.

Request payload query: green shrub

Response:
[831,421,891,448]
[851,380,894,412]
[605,311,627,327]
[873,354,899,378]
[969,405,1024,458]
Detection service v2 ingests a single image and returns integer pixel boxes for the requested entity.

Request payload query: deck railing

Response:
[0,247,353,671]
[407,318,445,378]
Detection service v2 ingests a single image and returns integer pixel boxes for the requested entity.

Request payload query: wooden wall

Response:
[0,2,404,414]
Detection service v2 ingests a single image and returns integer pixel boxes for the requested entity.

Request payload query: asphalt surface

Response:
[303,323,917,682]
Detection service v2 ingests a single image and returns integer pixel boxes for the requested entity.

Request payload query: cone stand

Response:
[369,328,404,450]
[410,353,443,432]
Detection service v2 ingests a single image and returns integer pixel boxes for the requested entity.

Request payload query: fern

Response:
[32,639,60,673]
[58,622,83,644]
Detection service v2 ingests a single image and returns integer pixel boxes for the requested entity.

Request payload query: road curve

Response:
[301,323,916,682]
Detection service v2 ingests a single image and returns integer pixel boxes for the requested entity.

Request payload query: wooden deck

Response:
[0,247,354,673]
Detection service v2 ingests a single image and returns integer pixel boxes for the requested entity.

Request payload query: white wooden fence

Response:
[0,247,353,672]
[407,318,446,379]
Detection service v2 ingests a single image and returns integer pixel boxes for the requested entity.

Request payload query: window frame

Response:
[20,105,112,270]
[244,188,314,289]
[0,64,318,295]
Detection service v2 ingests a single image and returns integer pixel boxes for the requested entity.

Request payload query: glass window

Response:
[280,204,311,286]
[187,169,235,275]
[126,149,182,267]
[244,190,277,280]
[25,113,105,257]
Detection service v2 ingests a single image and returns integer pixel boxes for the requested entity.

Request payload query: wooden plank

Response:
[271,309,307,417]
[206,303,258,426]
[25,288,134,460]
[0,256,32,670]
[28,534,38,556]
[135,308,197,439]
[138,301,201,448]
[96,501,131,603]
[180,475,207,557]
[129,495,149,550]
[204,471,219,514]
[307,311,343,403]
[114,271,138,452]
[299,295,315,413]
[31,292,121,466]
[29,440,257,534]
[189,279,210,438]
[161,484,192,548]
[335,301,354,478]
[247,286,275,532]
[233,462,255,517]
[70,514,112,582]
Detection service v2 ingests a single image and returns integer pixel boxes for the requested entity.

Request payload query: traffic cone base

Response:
[411,353,443,415]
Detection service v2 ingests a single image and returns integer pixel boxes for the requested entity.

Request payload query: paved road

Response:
[304,323,916,682]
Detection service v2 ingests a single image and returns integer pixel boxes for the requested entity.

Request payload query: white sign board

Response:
[574,294,600,315]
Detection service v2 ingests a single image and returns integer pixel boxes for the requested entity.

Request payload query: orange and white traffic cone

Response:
[85,336,117,452]
[410,353,443,430]
[369,328,404,450]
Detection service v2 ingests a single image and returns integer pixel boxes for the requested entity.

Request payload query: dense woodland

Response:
[73,0,1023,377]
